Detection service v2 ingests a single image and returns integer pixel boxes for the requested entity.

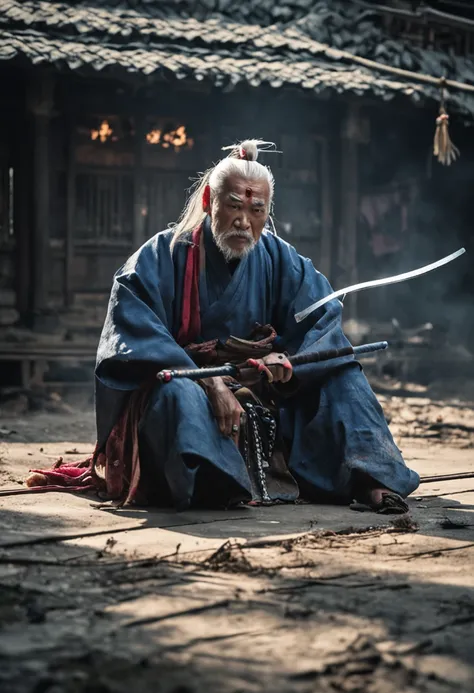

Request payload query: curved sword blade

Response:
[294,247,466,323]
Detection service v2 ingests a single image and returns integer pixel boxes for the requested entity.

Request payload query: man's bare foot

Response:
[353,473,409,514]
[369,487,392,505]
[366,487,409,514]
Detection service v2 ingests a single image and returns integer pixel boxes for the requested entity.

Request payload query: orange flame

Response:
[91,120,113,143]
[146,129,162,144]
[146,125,193,151]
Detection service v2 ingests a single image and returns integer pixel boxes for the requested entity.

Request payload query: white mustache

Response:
[222,229,253,241]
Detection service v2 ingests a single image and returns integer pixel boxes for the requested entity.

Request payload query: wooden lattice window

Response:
[145,170,193,235]
[74,171,134,244]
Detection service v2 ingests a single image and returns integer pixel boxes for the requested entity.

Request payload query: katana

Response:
[295,248,466,323]
[157,340,388,383]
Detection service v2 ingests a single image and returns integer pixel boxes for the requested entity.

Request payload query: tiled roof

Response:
[1,0,473,114]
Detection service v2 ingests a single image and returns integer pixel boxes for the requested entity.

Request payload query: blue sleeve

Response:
[95,234,195,391]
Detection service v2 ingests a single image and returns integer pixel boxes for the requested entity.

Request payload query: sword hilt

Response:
[157,363,238,383]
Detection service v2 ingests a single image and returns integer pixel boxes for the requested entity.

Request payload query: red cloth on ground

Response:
[19,386,150,504]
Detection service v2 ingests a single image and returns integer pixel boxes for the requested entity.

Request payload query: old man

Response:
[94,139,419,512]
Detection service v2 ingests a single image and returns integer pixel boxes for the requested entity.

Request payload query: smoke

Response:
[357,107,474,354]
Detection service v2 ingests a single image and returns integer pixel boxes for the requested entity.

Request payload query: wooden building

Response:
[0,0,473,384]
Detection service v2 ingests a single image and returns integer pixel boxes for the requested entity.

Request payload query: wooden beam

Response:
[354,0,474,32]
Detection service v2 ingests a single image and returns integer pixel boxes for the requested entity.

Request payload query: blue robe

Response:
[95,219,419,508]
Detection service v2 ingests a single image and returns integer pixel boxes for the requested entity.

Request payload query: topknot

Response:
[222,139,278,162]
[238,140,259,161]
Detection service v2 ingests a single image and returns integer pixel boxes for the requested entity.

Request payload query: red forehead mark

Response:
[245,187,253,198]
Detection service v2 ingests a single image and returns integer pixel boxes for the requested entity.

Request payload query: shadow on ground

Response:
[1,504,474,693]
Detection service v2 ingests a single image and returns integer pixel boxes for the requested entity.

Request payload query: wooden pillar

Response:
[15,93,33,318]
[133,114,147,249]
[338,103,363,320]
[28,73,55,327]
[65,114,76,308]
[319,138,333,280]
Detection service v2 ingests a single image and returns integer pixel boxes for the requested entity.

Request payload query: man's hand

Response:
[200,376,244,439]
[245,352,293,384]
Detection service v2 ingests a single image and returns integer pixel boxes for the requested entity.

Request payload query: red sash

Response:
[177,225,202,346]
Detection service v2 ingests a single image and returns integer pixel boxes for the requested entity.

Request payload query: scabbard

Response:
[156,341,388,384]
[419,471,474,484]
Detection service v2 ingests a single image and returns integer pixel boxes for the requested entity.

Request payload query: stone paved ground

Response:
[0,384,473,693]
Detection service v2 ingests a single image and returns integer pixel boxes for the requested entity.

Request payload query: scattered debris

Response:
[203,540,256,574]
[438,516,471,530]
[390,515,419,532]
[378,394,474,447]
[198,523,421,576]
[96,536,118,558]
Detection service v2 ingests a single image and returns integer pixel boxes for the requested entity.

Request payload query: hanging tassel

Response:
[433,80,460,166]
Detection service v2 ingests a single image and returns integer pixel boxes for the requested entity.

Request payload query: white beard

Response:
[211,222,256,262]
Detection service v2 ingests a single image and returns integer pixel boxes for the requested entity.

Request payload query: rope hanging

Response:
[433,78,460,166]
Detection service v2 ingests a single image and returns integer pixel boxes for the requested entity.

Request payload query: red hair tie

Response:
[202,184,211,211]
[239,147,247,160]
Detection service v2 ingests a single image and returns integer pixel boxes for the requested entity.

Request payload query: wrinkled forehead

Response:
[219,174,270,205]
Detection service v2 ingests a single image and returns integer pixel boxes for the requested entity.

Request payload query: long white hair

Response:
[170,139,276,249]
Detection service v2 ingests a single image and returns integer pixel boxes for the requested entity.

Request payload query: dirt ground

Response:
[1,380,474,693]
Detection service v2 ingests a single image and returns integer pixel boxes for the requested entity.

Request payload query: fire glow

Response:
[146,125,194,150]
[89,120,193,150]
[90,120,115,143]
